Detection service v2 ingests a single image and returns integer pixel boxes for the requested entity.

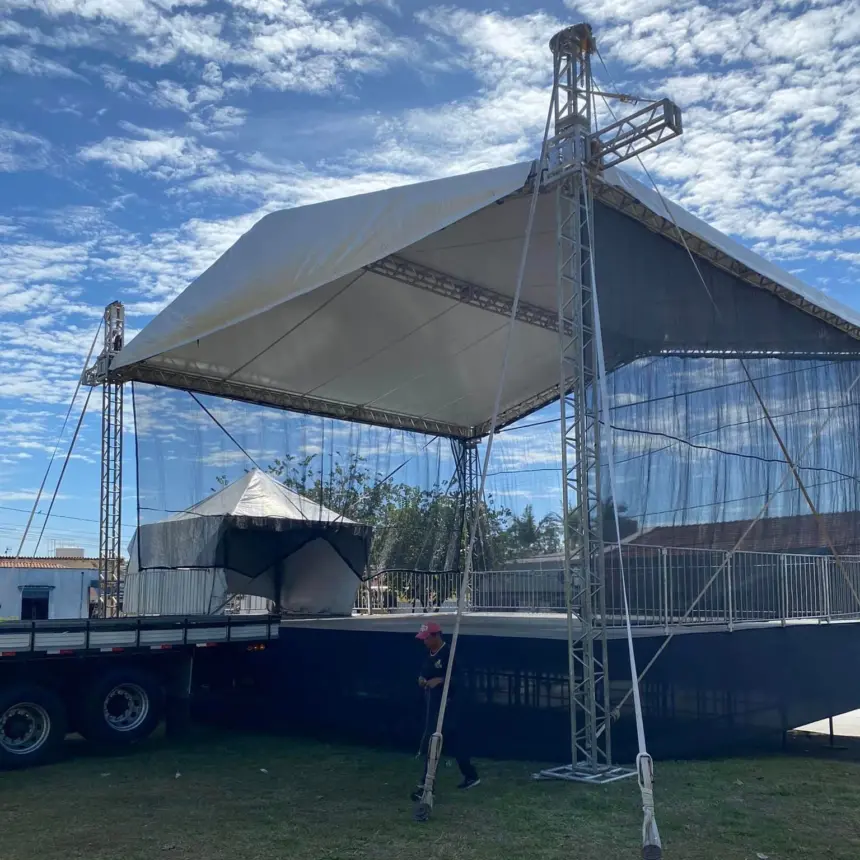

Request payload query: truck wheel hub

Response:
[103,683,149,732]
[0,703,51,754]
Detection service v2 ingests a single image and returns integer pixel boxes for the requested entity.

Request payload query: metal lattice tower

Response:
[463,439,486,575]
[536,23,682,784]
[97,302,125,618]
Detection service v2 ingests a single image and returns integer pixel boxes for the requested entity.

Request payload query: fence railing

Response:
[353,545,860,629]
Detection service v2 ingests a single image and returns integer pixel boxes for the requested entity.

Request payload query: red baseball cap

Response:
[416,621,442,640]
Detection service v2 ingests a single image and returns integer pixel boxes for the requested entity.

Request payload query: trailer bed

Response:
[0,615,279,659]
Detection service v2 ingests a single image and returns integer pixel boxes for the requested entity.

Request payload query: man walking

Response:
[411,620,479,801]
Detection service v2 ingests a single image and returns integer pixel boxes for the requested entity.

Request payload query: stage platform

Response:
[280,609,860,640]
[197,610,860,764]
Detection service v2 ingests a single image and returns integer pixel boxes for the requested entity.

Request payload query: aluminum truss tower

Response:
[84,302,125,618]
[462,439,486,575]
[536,24,682,784]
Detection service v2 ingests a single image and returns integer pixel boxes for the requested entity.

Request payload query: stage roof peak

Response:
[114,161,860,438]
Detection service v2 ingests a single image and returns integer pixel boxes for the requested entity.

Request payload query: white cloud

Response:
[79,126,220,179]
[2,0,411,94]
[201,61,222,86]
[0,127,51,172]
[207,105,246,128]
[0,235,88,286]
[0,489,68,501]
[152,80,196,112]
[0,0,858,511]
[0,44,82,78]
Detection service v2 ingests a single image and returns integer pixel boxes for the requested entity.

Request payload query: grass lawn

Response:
[2,731,859,860]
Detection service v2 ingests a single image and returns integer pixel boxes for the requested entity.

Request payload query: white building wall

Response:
[0,568,94,621]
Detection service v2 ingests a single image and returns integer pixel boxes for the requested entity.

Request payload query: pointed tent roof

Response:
[169,468,353,524]
[114,161,860,439]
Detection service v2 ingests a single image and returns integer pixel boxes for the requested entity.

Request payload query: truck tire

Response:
[0,683,68,769]
[79,667,162,747]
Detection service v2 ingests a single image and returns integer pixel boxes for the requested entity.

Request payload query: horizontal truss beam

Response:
[592,98,682,170]
[654,348,860,360]
[366,254,569,336]
[115,364,472,439]
[117,343,859,446]
[474,337,860,437]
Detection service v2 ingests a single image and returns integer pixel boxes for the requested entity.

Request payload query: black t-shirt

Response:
[420,641,456,702]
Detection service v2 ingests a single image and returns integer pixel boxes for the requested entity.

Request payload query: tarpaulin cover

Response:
[123,162,860,564]
[126,470,372,615]
[114,161,860,437]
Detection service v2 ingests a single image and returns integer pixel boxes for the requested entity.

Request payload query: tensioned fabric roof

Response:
[114,161,860,439]
[168,468,353,524]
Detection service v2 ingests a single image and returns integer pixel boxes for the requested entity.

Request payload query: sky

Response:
[0,0,858,557]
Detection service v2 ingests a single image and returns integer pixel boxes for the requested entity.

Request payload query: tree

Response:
[537,513,562,554]
[212,456,637,576]
[512,499,638,556]
[511,505,540,552]
[601,499,639,543]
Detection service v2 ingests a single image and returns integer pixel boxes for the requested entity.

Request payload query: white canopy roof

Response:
[115,161,860,439]
[168,468,352,524]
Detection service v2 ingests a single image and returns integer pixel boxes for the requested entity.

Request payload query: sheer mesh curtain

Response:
[599,356,860,625]
[131,383,463,574]
[129,354,860,618]
[604,357,860,536]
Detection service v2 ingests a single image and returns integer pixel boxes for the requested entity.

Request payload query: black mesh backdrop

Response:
[132,383,468,576]
[130,349,860,608]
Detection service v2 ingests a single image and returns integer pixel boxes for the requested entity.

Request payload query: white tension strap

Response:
[586,163,662,860]
[412,82,557,825]
[413,86,663,860]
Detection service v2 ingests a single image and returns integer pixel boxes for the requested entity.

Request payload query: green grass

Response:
[2,731,859,860]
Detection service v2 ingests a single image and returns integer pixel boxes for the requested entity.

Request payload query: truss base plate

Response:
[532,763,636,785]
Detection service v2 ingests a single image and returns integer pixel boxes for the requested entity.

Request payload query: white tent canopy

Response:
[124,470,368,617]
[115,162,860,439]
[171,467,354,524]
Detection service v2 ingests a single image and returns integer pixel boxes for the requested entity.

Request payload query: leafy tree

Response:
[511,505,540,552]
[537,512,563,554]
[601,499,639,543]
[212,455,637,584]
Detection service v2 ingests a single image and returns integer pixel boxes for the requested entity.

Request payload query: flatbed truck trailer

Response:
[0,614,279,769]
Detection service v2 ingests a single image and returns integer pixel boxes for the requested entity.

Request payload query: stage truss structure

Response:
[84,301,125,618]
[83,21,686,768]
[534,23,681,785]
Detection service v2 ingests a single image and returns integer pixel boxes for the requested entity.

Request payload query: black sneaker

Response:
[457,777,481,790]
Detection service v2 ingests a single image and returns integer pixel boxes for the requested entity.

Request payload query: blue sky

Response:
[1,0,858,556]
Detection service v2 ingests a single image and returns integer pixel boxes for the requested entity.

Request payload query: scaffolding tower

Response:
[537,24,682,783]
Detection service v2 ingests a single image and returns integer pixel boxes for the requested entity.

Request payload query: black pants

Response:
[420,698,477,784]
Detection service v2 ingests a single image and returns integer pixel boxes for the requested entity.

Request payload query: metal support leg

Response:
[451,439,469,577]
[95,302,125,619]
[465,439,486,591]
[534,24,632,786]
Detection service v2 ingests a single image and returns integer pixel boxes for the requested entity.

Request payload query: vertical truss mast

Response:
[84,302,125,618]
[536,24,682,783]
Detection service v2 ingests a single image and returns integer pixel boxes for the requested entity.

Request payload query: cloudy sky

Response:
[1,0,858,556]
